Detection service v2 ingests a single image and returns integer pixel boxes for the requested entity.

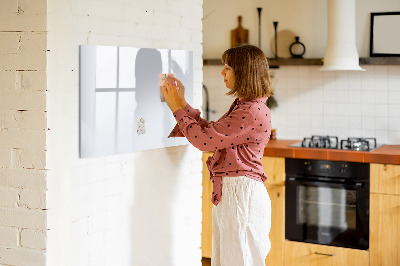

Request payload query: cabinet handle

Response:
[314,252,335,257]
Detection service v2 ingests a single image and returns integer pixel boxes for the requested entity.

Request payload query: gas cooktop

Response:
[289,135,383,151]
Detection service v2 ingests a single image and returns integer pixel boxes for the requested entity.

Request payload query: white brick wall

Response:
[0,0,48,265]
[46,1,203,266]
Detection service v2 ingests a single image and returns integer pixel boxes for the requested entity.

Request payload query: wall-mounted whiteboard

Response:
[80,45,193,158]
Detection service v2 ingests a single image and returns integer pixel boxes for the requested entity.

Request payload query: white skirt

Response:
[212,176,271,266]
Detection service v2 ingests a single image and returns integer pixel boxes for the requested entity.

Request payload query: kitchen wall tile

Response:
[298,67,311,78]
[310,77,324,90]
[323,115,336,129]
[336,128,349,140]
[374,130,389,144]
[323,86,336,103]
[323,103,336,115]
[336,90,349,103]
[286,77,299,89]
[298,77,311,89]
[374,117,389,130]
[388,75,400,91]
[362,104,375,116]
[349,116,362,129]
[348,103,362,116]
[322,70,335,78]
[285,66,298,77]
[374,65,388,77]
[388,131,400,143]
[203,65,399,144]
[348,90,362,103]
[361,90,374,103]
[362,129,375,138]
[375,104,389,117]
[374,77,388,91]
[389,117,400,131]
[388,91,400,104]
[362,116,375,130]
[335,72,349,90]
[336,103,349,116]
[348,71,362,90]
[374,90,388,104]
[310,66,324,77]
[389,104,400,117]
[388,65,400,76]
[349,128,362,137]
[336,115,348,129]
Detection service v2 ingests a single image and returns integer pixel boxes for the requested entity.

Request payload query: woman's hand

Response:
[161,78,185,113]
[173,77,187,108]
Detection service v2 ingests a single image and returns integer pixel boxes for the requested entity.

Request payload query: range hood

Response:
[320,0,365,71]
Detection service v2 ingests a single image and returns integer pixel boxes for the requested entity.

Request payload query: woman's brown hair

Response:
[221,44,273,99]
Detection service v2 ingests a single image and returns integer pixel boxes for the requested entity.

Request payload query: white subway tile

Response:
[375,104,389,117]
[374,90,388,104]
[388,91,400,104]
[361,104,375,116]
[388,117,400,131]
[375,130,389,144]
[361,116,375,130]
[361,90,375,104]
[388,75,400,91]
[388,131,400,143]
[389,104,400,117]
[374,77,388,92]
[374,65,388,77]
[374,117,389,131]
[285,66,298,77]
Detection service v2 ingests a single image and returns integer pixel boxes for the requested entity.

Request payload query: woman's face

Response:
[220,64,235,89]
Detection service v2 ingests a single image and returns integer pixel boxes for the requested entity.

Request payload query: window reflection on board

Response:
[80,45,194,158]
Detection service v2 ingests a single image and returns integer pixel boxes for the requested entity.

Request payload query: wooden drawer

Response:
[284,241,369,266]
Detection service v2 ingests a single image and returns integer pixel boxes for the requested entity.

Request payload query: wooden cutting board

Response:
[231,16,249,48]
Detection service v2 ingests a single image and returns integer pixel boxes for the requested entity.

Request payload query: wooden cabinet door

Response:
[284,241,369,266]
[262,156,285,186]
[264,184,284,266]
[370,163,400,195]
[201,152,213,258]
[370,193,400,266]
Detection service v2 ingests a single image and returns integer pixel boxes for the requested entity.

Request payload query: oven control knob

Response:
[340,164,347,174]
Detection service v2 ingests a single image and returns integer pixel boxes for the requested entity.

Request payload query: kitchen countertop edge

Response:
[263,140,400,165]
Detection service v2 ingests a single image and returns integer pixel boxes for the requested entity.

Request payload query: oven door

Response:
[285,177,369,250]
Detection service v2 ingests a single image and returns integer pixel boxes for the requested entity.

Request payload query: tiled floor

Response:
[202,257,211,266]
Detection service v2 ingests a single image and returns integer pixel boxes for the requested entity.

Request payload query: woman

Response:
[161,44,273,266]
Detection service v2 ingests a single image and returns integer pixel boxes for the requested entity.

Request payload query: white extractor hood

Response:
[320,0,365,71]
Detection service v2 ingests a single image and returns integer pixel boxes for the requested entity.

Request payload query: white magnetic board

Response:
[80,45,193,158]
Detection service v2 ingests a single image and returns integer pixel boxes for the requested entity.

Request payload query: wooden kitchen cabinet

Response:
[202,152,213,258]
[284,241,369,266]
[370,163,400,195]
[370,163,400,266]
[201,154,286,266]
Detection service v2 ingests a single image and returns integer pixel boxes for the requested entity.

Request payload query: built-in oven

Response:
[285,158,370,250]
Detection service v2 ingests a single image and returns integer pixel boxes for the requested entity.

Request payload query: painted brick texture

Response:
[0,0,48,265]
[46,0,203,265]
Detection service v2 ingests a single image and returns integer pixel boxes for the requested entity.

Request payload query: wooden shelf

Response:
[203,57,400,67]
[359,57,400,65]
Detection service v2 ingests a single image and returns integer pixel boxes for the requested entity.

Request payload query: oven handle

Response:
[286,177,364,189]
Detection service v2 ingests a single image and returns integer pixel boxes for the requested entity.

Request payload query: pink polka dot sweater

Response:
[169,97,272,206]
